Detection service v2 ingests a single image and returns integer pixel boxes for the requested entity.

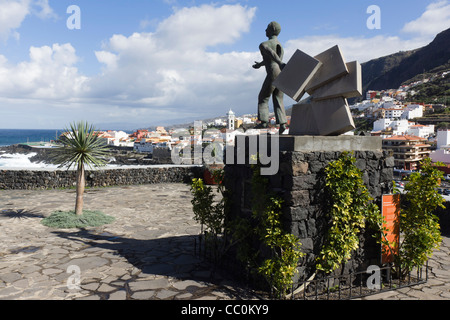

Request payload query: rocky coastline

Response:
[0,144,172,166]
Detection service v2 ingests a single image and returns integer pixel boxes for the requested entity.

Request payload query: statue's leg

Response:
[258,77,273,124]
[273,88,287,125]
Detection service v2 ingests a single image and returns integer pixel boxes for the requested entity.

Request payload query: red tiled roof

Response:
[383,135,426,141]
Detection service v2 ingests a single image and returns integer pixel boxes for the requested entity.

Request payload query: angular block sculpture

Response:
[272,44,361,136]
[289,97,355,136]
[307,61,362,101]
[305,45,349,92]
[272,49,322,102]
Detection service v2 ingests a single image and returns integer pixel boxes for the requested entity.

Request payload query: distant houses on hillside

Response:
[349,82,449,172]
[62,110,287,163]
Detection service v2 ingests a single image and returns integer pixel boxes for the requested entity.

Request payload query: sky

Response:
[0,0,449,130]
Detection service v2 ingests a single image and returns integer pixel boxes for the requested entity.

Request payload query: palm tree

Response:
[51,121,110,216]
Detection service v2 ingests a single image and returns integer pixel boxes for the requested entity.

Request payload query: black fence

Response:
[193,233,429,300]
[287,263,428,300]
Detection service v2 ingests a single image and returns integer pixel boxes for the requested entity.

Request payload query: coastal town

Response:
[1,1,450,303]
[5,69,448,179]
[57,74,448,176]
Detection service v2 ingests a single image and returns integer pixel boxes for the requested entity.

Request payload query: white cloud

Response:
[0,0,30,41]
[155,4,256,50]
[0,0,57,42]
[3,2,447,130]
[87,3,260,118]
[0,43,88,99]
[284,1,450,65]
[402,0,450,37]
[285,34,430,64]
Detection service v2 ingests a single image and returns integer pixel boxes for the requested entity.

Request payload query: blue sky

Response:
[0,0,449,129]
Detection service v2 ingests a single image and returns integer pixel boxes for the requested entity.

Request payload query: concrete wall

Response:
[0,166,203,190]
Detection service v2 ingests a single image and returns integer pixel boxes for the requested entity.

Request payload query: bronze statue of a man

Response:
[253,21,287,133]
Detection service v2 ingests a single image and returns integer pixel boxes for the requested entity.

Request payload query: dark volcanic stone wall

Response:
[0,166,202,190]
[224,150,395,283]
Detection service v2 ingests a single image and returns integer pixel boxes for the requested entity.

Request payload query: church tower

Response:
[227,109,235,131]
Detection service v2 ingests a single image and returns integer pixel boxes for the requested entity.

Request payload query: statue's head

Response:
[266,21,281,37]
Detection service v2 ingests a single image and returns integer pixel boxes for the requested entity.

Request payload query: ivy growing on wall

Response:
[191,161,304,299]
[250,162,304,298]
[316,152,384,274]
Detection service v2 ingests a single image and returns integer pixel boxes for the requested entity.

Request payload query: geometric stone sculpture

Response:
[273,45,362,136]
[307,61,362,101]
[305,45,349,92]
[288,97,355,136]
[272,49,322,102]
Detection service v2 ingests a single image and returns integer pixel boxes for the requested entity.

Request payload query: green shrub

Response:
[397,158,445,276]
[42,210,115,229]
[316,152,383,274]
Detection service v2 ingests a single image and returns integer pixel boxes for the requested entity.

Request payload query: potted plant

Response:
[203,163,224,185]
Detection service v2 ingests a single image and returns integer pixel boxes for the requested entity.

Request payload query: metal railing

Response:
[289,263,428,300]
[193,234,430,300]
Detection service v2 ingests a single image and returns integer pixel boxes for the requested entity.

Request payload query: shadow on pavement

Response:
[51,228,221,283]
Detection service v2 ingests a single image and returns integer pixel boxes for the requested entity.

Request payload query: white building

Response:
[401,104,423,120]
[134,140,154,153]
[214,119,226,127]
[227,109,235,131]
[350,100,373,111]
[372,119,409,136]
[437,130,450,150]
[389,119,410,135]
[407,124,435,139]
[373,118,393,132]
[242,116,253,124]
[430,130,450,165]
[384,108,404,119]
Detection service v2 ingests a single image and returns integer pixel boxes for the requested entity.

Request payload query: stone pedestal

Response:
[224,136,394,286]
[278,135,382,152]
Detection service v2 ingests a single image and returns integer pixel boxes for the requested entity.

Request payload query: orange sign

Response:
[381,194,400,264]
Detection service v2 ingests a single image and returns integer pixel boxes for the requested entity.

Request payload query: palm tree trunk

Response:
[75,163,85,216]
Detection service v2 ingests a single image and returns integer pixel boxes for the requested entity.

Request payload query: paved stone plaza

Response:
[0,183,449,300]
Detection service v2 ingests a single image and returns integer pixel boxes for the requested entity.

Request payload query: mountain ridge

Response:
[362,28,450,94]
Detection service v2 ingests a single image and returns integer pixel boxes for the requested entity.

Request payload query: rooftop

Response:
[383,135,426,141]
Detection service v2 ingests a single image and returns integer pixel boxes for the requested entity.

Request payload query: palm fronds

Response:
[49,121,110,216]
[51,121,110,170]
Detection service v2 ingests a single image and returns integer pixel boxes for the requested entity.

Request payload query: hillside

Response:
[362,28,450,94]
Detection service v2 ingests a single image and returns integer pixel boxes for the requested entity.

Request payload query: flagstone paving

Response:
[0,183,449,300]
[0,184,257,300]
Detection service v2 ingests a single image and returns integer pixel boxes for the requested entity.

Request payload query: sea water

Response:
[0,129,61,147]
[0,129,61,168]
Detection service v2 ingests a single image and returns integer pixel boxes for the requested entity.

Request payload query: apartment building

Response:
[382,135,431,170]
[384,108,404,119]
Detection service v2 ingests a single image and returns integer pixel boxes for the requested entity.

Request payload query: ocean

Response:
[0,129,62,168]
[0,129,62,147]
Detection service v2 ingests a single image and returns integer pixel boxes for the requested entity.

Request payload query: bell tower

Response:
[227,109,235,131]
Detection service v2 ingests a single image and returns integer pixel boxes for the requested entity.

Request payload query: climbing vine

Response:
[250,161,304,298]
[395,158,445,277]
[191,160,303,298]
[316,152,384,274]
